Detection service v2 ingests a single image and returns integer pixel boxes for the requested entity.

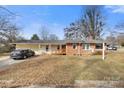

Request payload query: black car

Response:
[10,49,35,59]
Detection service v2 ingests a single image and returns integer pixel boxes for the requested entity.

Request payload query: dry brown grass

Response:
[0,53,9,57]
[0,55,84,87]
[0,51,124,87]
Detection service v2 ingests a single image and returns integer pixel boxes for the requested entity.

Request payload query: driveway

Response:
[0,56,26,70]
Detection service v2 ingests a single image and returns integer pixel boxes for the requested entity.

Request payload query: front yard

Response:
[0,51,124,87]
[0,53,9,57]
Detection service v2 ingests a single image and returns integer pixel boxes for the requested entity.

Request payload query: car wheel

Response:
[24,55,27,59]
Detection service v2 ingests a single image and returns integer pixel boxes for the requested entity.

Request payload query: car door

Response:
[27,50,33,57]
[23,50,28,57]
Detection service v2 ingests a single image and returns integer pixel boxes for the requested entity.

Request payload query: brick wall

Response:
[66,43,78,55]
[66,43,96,56]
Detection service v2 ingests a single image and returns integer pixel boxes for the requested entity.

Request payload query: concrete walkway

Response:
[0,56,25,70]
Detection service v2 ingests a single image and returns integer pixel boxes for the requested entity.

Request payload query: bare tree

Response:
[49,34,58,40]
[109,22,124,46]
[82,6,105,39]
[39,26,49,40]
[105,32,117,45]
[0,6,21,45]
[117,34,124,46]
[64,6,105,40]
[64,21,84,40]
[0,16,20,44]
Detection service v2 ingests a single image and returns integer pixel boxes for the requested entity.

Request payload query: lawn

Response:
[0,51,124,87]
[0,53,10,58]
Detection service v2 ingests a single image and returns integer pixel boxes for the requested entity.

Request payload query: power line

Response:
[0,6,20,17]
[0,6,15,15]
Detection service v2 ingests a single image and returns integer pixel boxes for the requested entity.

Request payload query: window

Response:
[82,44,90,50]
[86,44,90,50]
[96,44,103,49]
[46,45,49,51]
[72,43,77,49]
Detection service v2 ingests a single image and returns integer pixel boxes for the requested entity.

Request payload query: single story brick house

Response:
[10,39,105,55]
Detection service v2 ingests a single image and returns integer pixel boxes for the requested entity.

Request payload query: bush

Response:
[0,46,10,53]
[0,45,15,53]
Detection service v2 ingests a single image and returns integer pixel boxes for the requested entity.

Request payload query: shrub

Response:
[0,45,15,53]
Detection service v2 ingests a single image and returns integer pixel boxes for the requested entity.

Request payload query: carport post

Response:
[38,44,41,49]
[102,42,105,60]
[59,44,62,53]
[49,44,52,54]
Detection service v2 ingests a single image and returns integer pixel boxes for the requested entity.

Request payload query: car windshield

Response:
[12,50,22,53]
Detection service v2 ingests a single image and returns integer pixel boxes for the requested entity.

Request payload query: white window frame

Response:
[84,44,90,50]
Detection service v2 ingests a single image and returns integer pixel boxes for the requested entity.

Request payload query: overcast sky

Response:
[4,5,124,39]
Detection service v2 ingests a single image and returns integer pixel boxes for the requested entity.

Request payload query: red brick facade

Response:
[66,43,96,55]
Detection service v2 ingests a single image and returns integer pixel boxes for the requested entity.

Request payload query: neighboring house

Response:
[10,39,104,55]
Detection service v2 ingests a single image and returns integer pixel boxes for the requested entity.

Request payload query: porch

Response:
[39,44,66,55]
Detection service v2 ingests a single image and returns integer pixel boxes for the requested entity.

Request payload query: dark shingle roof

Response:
[11,40,66,45]
[66,39,104,43]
